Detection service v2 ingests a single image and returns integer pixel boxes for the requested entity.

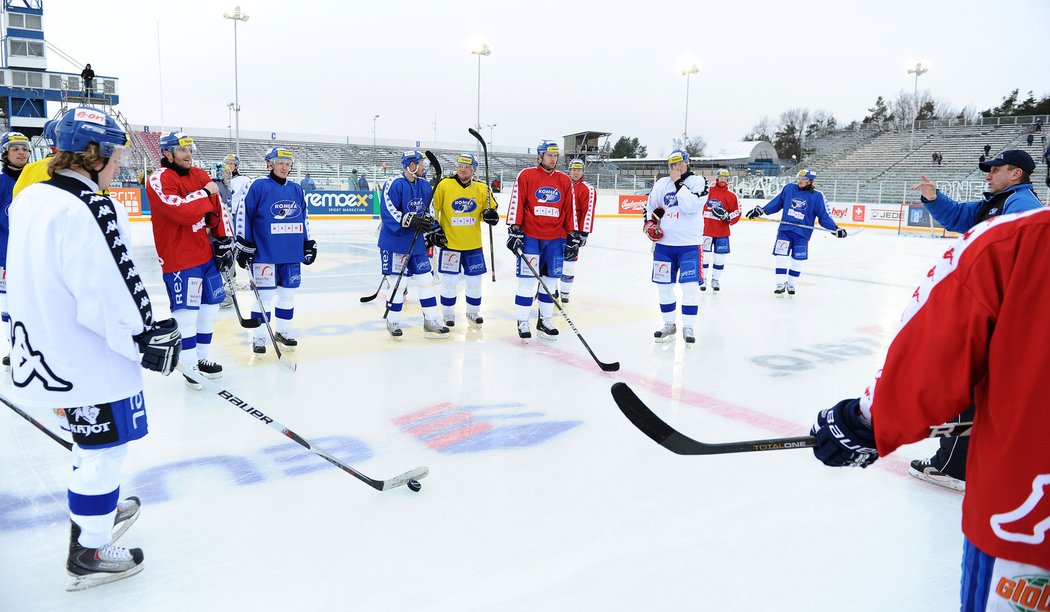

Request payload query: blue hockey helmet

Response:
[54,107,127,157]
[160,131,195,155]
[537,140,559,157]
[42,119,59,148]
[456,153,478,170]
[265,146,294,164]
[1,131,30,152]
[568,158,585,171]
[667,149,689,165]
[797,168,817,182]
[400,149,424,168]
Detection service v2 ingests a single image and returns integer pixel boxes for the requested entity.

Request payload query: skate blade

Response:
[908,468,965,491]
[537,332,559,342]
[423,332,450,340]
[66,563,144,591]
[654,336,676,344]
[111,513,140,543]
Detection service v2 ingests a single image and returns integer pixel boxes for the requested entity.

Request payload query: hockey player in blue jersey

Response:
[235,146,317,354]
[746,169,846,295]
[378,150,449,339]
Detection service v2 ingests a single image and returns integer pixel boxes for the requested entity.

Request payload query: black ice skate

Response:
[197,359,223,379]
[516,320,532,339]
[908,458,965,491]
[787,284,796,295]
[774,284,787,296]
[386,320,403,338]
[654,323,677,343]
[711,279,720,292]
[274,332,298,351]
[252,338,267,354]
[536,317,559,341]
[465,311,483,328]
[683,326,696,344]
[423,319,450,339]
[66,542,144,591]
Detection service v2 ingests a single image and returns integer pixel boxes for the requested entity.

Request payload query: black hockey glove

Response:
[506,225,524,254]
[401,212,435,233]
[650,207,665,224]
[424,226,448,249]
[810,399,878,468]
[235,237,256,270]
[674,170,694,192]
[563,232,584,260]
[303,239,318,265]
[133,318,182,376]
[745,205,764,220]
[482,207,500,226]
[578,231,589,247]
[834,227,848,238]
[711,205,730,221]
[212,237,234,273]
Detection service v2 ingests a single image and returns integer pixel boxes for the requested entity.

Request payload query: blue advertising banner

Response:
[304,190,375,216]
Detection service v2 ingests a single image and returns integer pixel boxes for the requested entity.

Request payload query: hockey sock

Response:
[439,272,459,312]
[658,284,677,324]
[252,288,275,341]
[515,277,539,321]
[69,444,128,548]
[274,286,295,335]
[411,274,440,321]
[464,274,482,312]
[681,283,700,328]
[560,260,577,295]
[712,253,727,280]
[172,308,198,364]
[195,303,218,360]
[538,276,557,319]
[387,276,405,324]
[788,260,804,286]
[775,255,791,284]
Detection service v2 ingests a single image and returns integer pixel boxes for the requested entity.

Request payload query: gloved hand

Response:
[303,239,318,265]
[835,227,848,238]
[810,399,878,468]
[425,226,448,249]
[578,231,589,247]
[506,225,524,253]
[401,212,435,233]
[711,205,730,221]
[674,170,694,192]
[482,207,500,226]
[133,319,181,376]
[649,207,665,224]
[235,237,256,270]
[212,237,234,273]
[564,232,583,259]
[746,206,764,220]
[643,220,663,242]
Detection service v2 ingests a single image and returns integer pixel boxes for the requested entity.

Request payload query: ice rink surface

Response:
[1,217,966,611]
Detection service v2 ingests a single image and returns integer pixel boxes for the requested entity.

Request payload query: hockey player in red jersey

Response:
[700,169,740,292]
[146,131,233,388]
[809,208,1050,609]
[558,158,596,304]
[505,140,579,340]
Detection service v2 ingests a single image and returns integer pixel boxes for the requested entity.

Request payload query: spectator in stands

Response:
[908,149,1043,491]
[80,64,95,98]
[357,171,369,191]
[983,144,991,157]
[491,177,502,193]
[300,172,316,191]
[1027,133,1035,147]
[1035,118,1042,132]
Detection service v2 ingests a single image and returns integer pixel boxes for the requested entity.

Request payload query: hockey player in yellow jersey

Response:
[431,153,499,328]
[12,120,58,199]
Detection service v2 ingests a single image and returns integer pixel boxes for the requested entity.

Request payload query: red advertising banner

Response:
[618,194,647,215]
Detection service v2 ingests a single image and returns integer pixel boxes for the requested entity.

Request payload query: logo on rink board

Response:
[393,402,581,453]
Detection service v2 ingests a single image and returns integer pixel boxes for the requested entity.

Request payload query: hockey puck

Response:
[407,479,422,492]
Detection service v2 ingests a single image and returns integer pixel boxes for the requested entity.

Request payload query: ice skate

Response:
[111,496,141,542]
[2,354,8,371]
[423,319,450,339]
[787,284,796,295]
[774,284,787,296]
[908,458,965,491]
[66,542,144,591]
[536,317,559,341]
[654,323,677,343]
[252,338,267,354]
[443,310,455,328]
[183,365,202,390]
[683,327,696,344]
[699,279,707,292]
[711,279,720,292]
[517,320,532,340]
[386,320,403,339]
[274,332,298,351]
[465,311,483,328]
[196,359,223,379]
[559,293,570,304]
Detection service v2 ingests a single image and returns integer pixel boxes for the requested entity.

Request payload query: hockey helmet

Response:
[537,140,559,156]
[456,153,478,170]
[160,131,195,155]
[568,158,585,171]
[797,168,817,182]
[400,150,424,168]
[42,120,59,148]
[54,107,127,158]
[223,153,240,167]
[1,132,30,152]
[667,149,689,165]
[265,147,294,164]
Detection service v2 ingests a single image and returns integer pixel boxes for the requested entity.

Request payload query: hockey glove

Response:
[425,226,448,249]
[212,237,234,273]
[506,226,525,253]
[235,237,256,270]
[133,318,181,376]
[674,170,694,192]
[401,212,435,233]
[643,220,664,242]
[482,207,500,226]
[745,205,765,220]
[564,233,583,260]
[711,205,730,221]
[578,231,589,247]
[650,207,665,223]
[834,227,848,238]
[303,239,318,265]
[810,399,879,468]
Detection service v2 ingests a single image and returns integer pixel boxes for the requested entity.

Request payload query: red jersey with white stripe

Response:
[506,165,576,240]
[860,208,1050,568]
[702,183,740,238]
[147,166,230,273]
[571,179,596,234]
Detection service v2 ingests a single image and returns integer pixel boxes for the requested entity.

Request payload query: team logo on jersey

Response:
[790,198,807,210]
[990,474,1050,545]
[663,192,678,208]
[451,197,477,213]
[70,406,102,425]
[408,198,426,213]
[534,187,562,204]
[270,200,302,220]
[9,321,73,392]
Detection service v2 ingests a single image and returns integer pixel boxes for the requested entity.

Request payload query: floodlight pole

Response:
[471,44,491,135]
[907,62,928,152]
[681,64,700,142]
[223,6,249,157]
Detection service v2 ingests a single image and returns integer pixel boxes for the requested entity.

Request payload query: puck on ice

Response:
[407,479,421,492]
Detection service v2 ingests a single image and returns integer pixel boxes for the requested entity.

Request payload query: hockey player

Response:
[146,131,233,388]
[0,131,31,368]
[700,169,740,292]
[12,119,58,198]
[505,140,579,339]
[235,146,316,353]
[644,150,708,344]
[559,158,596,304]
[377,150,448,339]
[8,106,181,591]
[432,152,499,328]
[745,169,845,295]
[810,207,1050,609]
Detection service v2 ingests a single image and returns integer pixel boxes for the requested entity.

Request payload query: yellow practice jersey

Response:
[433,177,495,251]
[12,156,53,199]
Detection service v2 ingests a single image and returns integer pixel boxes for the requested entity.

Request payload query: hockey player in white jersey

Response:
[7,107,181,591]
[643,150,708,344]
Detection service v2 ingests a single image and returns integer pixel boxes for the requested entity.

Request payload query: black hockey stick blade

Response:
[360,276,388,303]
[221,269,262,328]
[425,150,442,186]
[247,279,297,371]
[0,394,73,451]
[611,382,970,456]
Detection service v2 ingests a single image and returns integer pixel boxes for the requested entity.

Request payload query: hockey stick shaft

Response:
[612,382,971,455]
[0,394,73,451]
[359,275,388,303]
[425,151,442,187]
[753,217,837,234]
[468,128,497,282]
[222,268,262,328]
[247,278,297,371]
[514,247,620,372]
[178,364,428,490]
[382,229,423,320]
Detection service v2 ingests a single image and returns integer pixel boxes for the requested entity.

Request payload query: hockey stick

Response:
[178,364,428,491]
[425,151,442,189]
[468,128,497,282]
[514,247,620,372]
[247,278,297,371]
[382,229,423,320]
[611,382,972,455]
[752,217,845,235]
[0,394,73,451]
[221,268,262,328]
[359,275,389,303]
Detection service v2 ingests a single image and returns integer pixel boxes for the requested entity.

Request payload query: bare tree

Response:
[671,135,706,158]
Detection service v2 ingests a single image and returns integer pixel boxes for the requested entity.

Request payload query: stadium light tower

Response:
[223,6,249,157]
[907,61,928,151]
[226,102,234,139]
[487,123,497,150]
[471,43,491,134]
[372,114,380,184]
[681,63,700,142]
